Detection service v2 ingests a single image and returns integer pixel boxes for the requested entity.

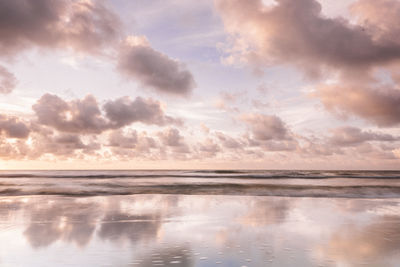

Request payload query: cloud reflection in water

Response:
[0,195,399,266]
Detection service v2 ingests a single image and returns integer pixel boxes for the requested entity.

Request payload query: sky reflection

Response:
[0,195,399,266]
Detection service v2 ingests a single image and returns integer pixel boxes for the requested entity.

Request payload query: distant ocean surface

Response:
[1,170,400,198]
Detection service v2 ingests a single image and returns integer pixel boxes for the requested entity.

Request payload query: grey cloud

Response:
[0,1,198,99]
[261,140,298,151]
[158,127,190,154]
[215,132,243,149]
[158,128,184,147]
[329,126,399,146]
[53,134,86,149]
[298,127,400,160]
[0,66,17,94]
[350,0,400,46]
[197,130,296,158]
[300,141,336,156]
[106,129,159,159]
[32,94,180,134]
[104,96,181,128]
[31,132,100,157]
[0,0,121,57]
[0,137,29,159]
[0,0,121,98]
[0,115,30,138]
[117,36,195,95]
[216,0,400,76]
[315,82,400,126]
[242,113,290,141]
[135,134,158,153]
[240,113,299,152]
[217,0,400,127]
[197,138,221,156]
[108,129,138,149]
[33,94,109,134]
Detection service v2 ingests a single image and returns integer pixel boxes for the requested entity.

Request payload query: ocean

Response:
[0,170,399,266]
[1,170,400,198]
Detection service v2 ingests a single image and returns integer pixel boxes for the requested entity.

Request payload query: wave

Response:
[1,170,399,198]
[2,183,400,198]
[0,170,400,179]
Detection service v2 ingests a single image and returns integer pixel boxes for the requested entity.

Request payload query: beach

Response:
[0,171,400,266]
[2,0,400,265]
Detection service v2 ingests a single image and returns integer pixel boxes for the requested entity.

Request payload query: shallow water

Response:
[1,195,400,266]
[0,171,400,266]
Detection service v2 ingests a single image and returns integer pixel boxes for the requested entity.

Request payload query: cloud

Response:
[158,128,183,147]
[350,0,400,45]
[117,36,195,95]
[108,129,138,149]
[215,131,243,149]
[242,113,290,141]
[104,96,181,127]
[0,137,29,159]
[298,126,400,162]
[0,0,122,57]
[0,0,123,97]
[315,81,400,126]
[53,134,91,150]
[1,92,399,165]
[158,127,190,155]
[0,65,17,94]
[329,126,399,146]
[32,94,180,134]
[28,131,100,158]
[0,1,198,97]
[0,2,198,98]
[0,115,30,138]
[237,113,298,152]
[33,94,109,134]
[214,91,245,112]
[197,138,221,156]
[216,0,400,127]
[106,129,159,159]
[216,0,400,77]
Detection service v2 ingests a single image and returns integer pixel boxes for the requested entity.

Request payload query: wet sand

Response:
[1,194,400,266]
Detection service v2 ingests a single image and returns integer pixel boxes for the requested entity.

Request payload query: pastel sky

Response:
[1,0,400,169]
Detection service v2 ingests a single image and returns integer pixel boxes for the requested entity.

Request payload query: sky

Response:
[0,0,400,169]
